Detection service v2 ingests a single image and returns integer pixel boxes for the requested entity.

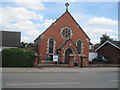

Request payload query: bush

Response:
[2,48,36,67]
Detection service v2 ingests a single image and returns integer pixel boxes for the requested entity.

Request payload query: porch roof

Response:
[57,39,77,50]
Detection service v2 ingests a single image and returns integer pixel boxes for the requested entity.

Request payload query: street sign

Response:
[53,55,58,61]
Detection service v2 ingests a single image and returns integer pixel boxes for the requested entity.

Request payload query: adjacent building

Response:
[95,41,120,64]
[0,31,21,51]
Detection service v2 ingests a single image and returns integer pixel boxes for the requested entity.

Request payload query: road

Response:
[2,71,118,88]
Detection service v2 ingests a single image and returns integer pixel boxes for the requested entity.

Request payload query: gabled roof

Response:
[57,39,69,50]
[111,41,120,47]
[95,41,120,51]
[57,39,77,50]
[89,42,93,45]
[34,10,90,42]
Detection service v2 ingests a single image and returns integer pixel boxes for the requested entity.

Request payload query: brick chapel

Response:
[34,3,90,67]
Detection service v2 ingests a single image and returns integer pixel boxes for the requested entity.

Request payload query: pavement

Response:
[1,67,119,73]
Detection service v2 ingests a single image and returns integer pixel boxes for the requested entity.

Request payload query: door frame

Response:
[63,47,75,63]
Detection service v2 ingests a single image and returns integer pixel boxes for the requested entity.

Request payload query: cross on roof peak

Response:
[65,3,69,11]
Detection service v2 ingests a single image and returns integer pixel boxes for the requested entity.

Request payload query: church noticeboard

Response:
[53,55,58,61]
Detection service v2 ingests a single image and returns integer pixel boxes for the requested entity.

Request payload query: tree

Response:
[100,34,113,45]
[20,42,34,49]
[27,43,34,48]
[20,42,27,48]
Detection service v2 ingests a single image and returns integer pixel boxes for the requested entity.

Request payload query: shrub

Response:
[2,48,36,67]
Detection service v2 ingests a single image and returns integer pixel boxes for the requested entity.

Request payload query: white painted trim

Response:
[0,46,18,51]
[95,41,120,51]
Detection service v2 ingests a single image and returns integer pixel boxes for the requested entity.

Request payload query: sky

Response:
[0,0,119,44]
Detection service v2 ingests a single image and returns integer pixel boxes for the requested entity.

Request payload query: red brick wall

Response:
[37,11,89,66]
[98,43,119,64]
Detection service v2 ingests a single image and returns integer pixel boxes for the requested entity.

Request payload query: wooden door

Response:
[65,48,73,64]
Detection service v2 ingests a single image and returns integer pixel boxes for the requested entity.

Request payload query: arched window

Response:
[77,40,82,54]
[49,38,54,53]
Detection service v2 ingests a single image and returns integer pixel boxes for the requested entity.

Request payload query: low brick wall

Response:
[86,64,120,67]
[38,64,69,68]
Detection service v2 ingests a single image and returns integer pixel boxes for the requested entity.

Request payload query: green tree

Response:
[100,34,113,45]
[27,43,34,48]
[20,42,27,48]
[20,42,34,49]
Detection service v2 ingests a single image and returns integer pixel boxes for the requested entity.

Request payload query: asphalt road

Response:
[2,71,118,88]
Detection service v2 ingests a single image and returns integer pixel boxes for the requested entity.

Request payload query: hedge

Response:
[2,48,36,67]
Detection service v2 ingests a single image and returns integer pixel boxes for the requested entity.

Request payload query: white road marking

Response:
[6,82,82,86]
[110,80,119,82]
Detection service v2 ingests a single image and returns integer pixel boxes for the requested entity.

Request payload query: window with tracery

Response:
[61,27,72,39]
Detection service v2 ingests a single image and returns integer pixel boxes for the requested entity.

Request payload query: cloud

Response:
[83,28,118,44]
[66,12,118,44]
[41,19,55,28]
[83,17,118,44]
[13,0,45,10]
[84,28,118,38]
[0,7,54,42]
[20,19,54,42]
[1,7,43,23]
[86,17,118,26]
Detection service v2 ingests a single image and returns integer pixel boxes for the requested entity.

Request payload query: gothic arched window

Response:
[49,38,54,53]
[77,40,82,54]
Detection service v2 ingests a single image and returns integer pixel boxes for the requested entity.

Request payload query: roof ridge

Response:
[57,39,77,50]
[57,39,70,50]
[95,40,120,51]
